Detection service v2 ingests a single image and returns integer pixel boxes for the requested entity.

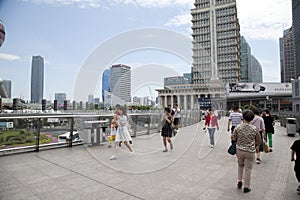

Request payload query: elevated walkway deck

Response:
[0,117,299,200]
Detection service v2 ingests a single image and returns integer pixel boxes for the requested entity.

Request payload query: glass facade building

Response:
[31,55,44,103]
[110,64,131,103]
[292,0,300,78]
[240,36,251,82]
[250,55,263,83]
[101,69,110,102]
[2,80,11,98]
[191,0,241,85]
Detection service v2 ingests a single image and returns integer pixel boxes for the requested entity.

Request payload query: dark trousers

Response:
[295,162,300,182]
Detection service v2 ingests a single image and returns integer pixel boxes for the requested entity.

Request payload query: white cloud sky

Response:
[0,53,21,61]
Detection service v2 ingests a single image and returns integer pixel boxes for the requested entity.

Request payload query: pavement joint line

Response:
[35,154,144,200]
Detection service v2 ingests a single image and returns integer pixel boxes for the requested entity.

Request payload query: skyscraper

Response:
[250,55,263,83]
[282,27,296,83]
[0,20,5,48]
[292,0,300,78]
[110,64,131,103]
[31,55,44,103]
[102,69,110,102]
[240,36,251,82]
[2,80,12,98]
[279,29,290,82]
[191,0,241,85]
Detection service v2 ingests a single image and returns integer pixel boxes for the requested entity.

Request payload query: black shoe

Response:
[269,148,273,152]
[244,188,251,193]
[237,181,242,189]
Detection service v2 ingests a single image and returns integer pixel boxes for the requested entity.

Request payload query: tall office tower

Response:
[31,55,44,103]
[55,93,67,104]
[292,0,300,78]
[240,36,251,82]
[88,94,94,104]
[110,64,131,103]
[279,29,291,82]
[191,0,241,86]
[102,69,110,102]
[2,80,12,98]
[250,55,263,83]
[0,20,5,47]
[282,27,296,82]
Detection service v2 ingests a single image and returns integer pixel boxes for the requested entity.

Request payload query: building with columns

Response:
[157,0,240,110]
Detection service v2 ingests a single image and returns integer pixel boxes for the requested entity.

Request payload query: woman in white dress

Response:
[110,106,133,160]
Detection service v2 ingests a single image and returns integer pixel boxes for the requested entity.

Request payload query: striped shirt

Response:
[229,112,243,126]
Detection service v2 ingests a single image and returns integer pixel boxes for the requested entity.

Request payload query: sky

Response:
[0,0,292,102]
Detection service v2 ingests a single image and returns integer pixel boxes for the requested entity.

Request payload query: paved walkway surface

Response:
[0,117,299,200]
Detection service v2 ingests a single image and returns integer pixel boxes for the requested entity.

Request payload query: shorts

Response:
[109,135,116,142]
[174,118,180,126]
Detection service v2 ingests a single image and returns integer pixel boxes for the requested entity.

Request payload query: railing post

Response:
[147,115,151,135]
[35,118,41,152]
[133,115,138,138]
[69,117,74,147]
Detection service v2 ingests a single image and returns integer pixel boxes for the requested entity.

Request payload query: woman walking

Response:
[204,108,219,148]
[232,110,261,193]
[161,107,173,152]
[110,106,133,160]
[262,109,274,152]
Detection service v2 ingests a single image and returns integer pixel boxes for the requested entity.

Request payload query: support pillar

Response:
[184,95,187,110]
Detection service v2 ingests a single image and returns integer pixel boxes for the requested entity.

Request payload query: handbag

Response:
[228,141,237,155]
[263,141,270,153]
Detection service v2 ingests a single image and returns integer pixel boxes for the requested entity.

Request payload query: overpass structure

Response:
[0,118,298,199]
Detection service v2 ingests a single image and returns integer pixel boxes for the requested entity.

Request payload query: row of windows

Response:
[218,46,237,53]
[216,7,236,17]
[195,2,210,9]
[218,54,238,62]
[192,12,209,20]
[216,15,236,24]
[216,0,234,6]
[193,49,211,56]
[217,22,237,31]
[192,27,210,33]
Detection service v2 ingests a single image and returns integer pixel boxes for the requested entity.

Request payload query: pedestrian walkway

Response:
[0,117,299,200]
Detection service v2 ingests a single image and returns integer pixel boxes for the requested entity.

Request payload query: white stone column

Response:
[164,96,168,108]
[184,95,187,110]
[177,95,181,109]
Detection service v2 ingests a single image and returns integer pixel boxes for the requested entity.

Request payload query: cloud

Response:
[22,0,101,9]
[0,53,21,61]
[165,13,192,27]
[236,0,292,40]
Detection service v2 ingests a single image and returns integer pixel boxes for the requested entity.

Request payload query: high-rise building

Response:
[279,29,290,82]
[240,36,251,82]
[88,94,94,104]
[2,80,11,98]
[110,64,131,103]
[55,93,67,104]
[191,0,241,85]
[102,69,110,102]
[292,0,300,78]
[0,20,5,48]
[31,55,44,103]
[282,27,296,83]
[250,55,263,83]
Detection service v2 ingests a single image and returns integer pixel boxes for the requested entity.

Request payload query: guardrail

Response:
[0,110,201,155]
